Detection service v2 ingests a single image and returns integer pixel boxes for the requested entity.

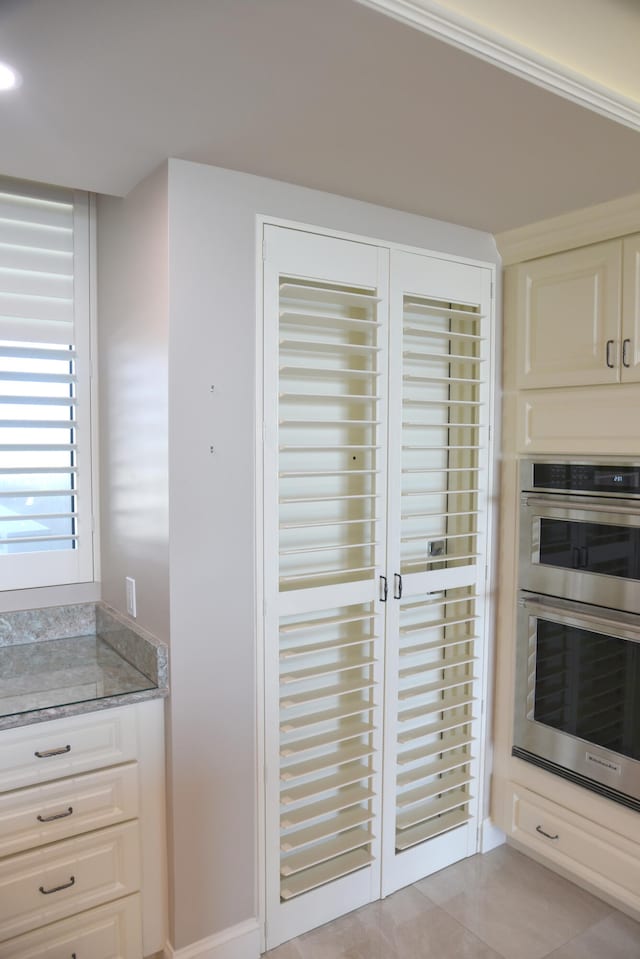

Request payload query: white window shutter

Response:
[0,177,93,589]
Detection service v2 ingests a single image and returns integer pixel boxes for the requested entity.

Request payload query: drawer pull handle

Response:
[536,824,559,841]
[39,875,75,895]
[34,744,71,759]
[37,806,73,823]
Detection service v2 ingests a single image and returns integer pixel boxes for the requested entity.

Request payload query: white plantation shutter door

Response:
[263,227,388,947]
[0,177,93,589]
[262,226,494,947]
[382,251,492,895]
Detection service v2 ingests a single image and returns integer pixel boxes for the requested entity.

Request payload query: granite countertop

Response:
[0,603,168,730]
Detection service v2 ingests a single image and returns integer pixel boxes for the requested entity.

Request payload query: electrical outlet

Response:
[125,576,137,618]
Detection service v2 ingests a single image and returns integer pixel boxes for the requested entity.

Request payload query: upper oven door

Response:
[519,492,640,614]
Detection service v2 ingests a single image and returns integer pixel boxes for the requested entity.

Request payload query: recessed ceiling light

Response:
[0,62,20,92]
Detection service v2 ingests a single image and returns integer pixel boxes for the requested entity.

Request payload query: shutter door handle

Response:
[393,573,403,600]
[379,575,388,602]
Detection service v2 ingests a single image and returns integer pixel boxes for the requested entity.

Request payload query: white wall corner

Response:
[480,818,506,854]
[164,919,261,959]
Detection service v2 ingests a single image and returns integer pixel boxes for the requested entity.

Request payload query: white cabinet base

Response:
[0,820,141,942]
[506,783,640,921]
[0,894,142,959]
[0,700,166,958]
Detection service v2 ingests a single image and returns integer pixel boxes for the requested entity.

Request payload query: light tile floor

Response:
[265,846,640,959]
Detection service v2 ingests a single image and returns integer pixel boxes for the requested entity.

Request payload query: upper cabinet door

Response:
[514,240,622,389]
[621,234,640,383]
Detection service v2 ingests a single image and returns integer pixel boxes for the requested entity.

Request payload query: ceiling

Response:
[1,0,640,234]
[406,0,640,103]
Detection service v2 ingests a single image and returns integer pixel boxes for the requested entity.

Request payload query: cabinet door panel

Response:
[0,820,140,941]
[508,784,640,910]
[621,234,640,383]
[515,241,621,389]
[0,894,142,959]
[0,763,138,857]
[0,708,138,793]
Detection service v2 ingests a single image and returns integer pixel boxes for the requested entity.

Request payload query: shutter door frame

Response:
[257,219,496,950]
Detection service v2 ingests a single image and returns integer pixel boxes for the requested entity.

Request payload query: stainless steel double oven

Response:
[514,459,640,810]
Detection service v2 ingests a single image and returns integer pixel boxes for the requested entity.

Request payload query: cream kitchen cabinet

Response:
[513,235,640,389]
[622,234,640,379]
[505,782,640,918]
[0,700,166,959]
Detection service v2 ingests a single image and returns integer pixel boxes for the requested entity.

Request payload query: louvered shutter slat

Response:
[280,827,374,877]
[279,847,374,901]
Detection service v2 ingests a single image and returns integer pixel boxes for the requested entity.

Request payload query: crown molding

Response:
[355,0,640,133]
[495,191,640,265]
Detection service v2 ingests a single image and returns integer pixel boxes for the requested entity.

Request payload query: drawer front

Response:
[0,893,142,959]
[0,708,138,792]
[0,763,139,857]
[509,785,640,898]
[0,820,141,942]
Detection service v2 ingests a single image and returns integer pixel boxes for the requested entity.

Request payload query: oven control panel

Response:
[526,461,640,496]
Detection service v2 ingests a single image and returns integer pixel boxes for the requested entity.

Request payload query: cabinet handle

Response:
[623,338,631,368]
[37,806,73,823]
[535,824,559,841]
[34,744,71,759]
[39,875,75,895]
[393,573,403,600]
[605,339,615,368]
[379,575,388,602]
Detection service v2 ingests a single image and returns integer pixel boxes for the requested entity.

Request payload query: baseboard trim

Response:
[480,817,506,853]
[164,918,261,959]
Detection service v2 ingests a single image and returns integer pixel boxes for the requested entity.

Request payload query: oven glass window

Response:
[539,519,640,579]
[534,618,640,760]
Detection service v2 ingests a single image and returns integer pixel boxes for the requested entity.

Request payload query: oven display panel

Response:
[533,463,640,494]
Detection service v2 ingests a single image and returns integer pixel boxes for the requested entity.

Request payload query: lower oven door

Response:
[514,591,640,808]
[519,492,640,614]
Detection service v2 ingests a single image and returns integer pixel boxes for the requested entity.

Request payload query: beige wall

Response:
[97,158,499,951]
[165,159,499,950]
[96,166,170,644]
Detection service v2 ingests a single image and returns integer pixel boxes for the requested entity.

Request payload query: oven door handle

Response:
[520,593,640,643]
[522,494,640,516]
